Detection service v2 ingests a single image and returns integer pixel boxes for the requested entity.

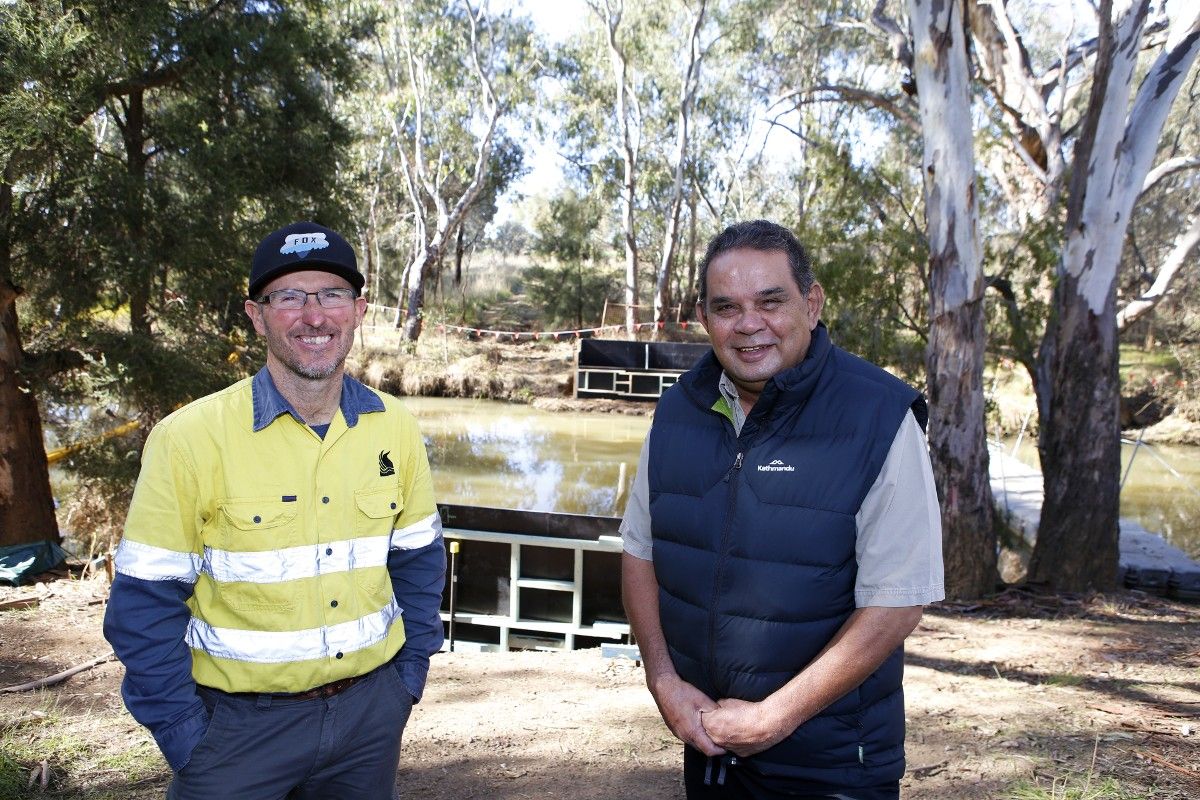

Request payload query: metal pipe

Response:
[448,540,460,652]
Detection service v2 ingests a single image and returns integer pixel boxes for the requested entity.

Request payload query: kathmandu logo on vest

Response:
[280,232,329,259]
[757,459,795,472]
[378,450,395,477]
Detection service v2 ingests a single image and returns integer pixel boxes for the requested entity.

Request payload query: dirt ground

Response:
[1,574,1197,799]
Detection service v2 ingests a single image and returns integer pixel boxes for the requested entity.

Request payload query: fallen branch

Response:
[27,759,48,791]
[0,598,40,611]
[1134,748,1200,780]
[0,652,115,693]
[911,760,949,779]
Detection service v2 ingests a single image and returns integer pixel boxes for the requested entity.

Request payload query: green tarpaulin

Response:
[0,541,67,586]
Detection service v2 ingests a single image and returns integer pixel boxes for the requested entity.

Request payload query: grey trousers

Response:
[168,665,414,800]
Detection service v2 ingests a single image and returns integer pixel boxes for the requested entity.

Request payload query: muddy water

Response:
[404,397,650,517]
[1117,442,1200,559]
[1004,437,1200,560]
[406,397,1200,560]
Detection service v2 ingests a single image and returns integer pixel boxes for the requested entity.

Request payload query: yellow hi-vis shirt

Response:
[114,376,440,693]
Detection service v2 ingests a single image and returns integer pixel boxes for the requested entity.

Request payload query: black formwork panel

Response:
[439,504,620,541]
[446,538,510,616]
[581,551,624,626]
[575,339,709,400]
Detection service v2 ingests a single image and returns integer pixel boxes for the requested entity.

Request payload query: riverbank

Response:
[350,330,657,416]
[350,330,1200,440]
[0,575,1196,798]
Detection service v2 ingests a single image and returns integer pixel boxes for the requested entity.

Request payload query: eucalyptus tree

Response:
[1,0,360,545]
[1023,2,1200,589]
[529,187,614,328]
[371,0,540,341]
[555,0,772,332]
[944,0,1200,589]
[867,0,1200,591]
[651,0,708,329]
[905,0,995,598]
[584,0,642,334]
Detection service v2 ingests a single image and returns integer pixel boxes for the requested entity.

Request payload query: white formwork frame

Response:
[441,528,630,652]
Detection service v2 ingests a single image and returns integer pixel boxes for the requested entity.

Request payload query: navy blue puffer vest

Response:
[649,323,924,786]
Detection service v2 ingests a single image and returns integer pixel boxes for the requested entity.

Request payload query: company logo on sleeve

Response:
[757,459,795,472]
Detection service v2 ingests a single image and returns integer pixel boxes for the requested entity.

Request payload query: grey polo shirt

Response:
[619,372,945,608]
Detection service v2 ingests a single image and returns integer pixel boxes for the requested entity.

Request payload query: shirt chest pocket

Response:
[216,498,300,551]
[354,486,403,541]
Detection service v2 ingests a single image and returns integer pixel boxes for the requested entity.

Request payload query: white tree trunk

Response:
[908,0,995,598]
[384,1,504,341]
[590,0,640,336]
[1031,1,1200,590]
[654,1,707,330]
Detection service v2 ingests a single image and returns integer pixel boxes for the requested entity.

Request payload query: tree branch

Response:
[778,84,920,135]
[1141,155,1200,195]
[1116,206,1200,331]
[985,275,1039,389]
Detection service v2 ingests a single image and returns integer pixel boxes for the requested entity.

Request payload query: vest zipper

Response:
[708,449,744,689]
[723,452,743,482]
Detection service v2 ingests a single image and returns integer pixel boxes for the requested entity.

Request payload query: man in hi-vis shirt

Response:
[104,221,445,799]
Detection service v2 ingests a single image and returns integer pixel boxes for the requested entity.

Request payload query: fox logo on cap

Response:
[249,221,364,299]
[280,232,329,259]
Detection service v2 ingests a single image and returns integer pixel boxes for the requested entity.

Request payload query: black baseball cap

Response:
[248,221,365,299]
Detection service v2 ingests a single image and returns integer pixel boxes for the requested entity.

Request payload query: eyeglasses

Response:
[254,287,357,310]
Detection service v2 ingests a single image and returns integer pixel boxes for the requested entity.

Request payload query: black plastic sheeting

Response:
[578,339,709,371]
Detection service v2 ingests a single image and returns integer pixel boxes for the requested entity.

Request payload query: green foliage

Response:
[533,188,605,264]
[789,139,929,379]
[982,203,1062,376]
[350,0,542,328]
[489,221,532,257]
[523,260,619,330]
[2,0,365,527]
[525,187,617,328]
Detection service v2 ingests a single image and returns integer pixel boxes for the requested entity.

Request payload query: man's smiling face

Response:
[245,270,366,382]
[697,247,824,405]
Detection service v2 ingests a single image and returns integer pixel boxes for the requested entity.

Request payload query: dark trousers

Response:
[168,664,414,800]
[684,747,900,800]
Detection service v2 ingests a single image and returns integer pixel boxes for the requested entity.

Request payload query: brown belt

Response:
[280,672,368,702]
[212,671,370,703]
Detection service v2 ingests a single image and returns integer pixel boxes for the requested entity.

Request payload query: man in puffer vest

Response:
[104,221,446,799]
[621,219,944,799]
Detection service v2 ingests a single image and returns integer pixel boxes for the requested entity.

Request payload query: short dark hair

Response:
[697,219,814,304]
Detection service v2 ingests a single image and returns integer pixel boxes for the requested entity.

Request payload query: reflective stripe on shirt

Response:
[201,536,391,584]
[185,597,403,664]
[115,539,202,583]
[390,511,442,550]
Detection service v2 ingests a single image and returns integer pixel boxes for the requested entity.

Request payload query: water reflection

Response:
[405,397,1200,561]
[405,397,650,517]
[1005,437,1200,560]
